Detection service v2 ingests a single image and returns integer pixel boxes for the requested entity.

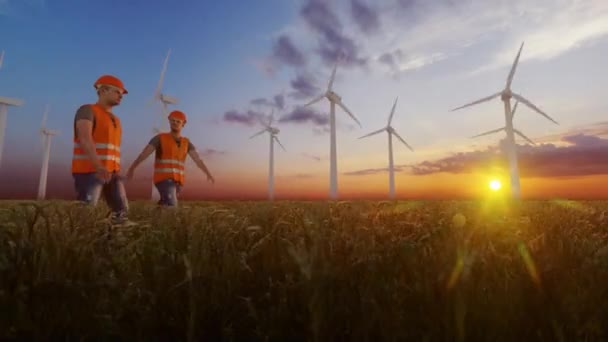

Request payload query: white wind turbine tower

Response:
[249,109,286,201]
[450,41,558,199]
[148,49,179,200]
[359,97,414,199]
[303,57,362,200]
[0,50,25,168]
[37,105,60,200]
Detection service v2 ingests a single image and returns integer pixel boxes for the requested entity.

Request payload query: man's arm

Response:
[127,136,159,173]
[187,145,213,179]
[74,105,103,169]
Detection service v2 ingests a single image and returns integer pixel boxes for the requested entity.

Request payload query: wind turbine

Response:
[249,109,286,201]
[359,97,413,199]
[303,56,362,200]
[450,41,558,199]
[470,101,536,146]
[0,50,24,168]
[148,48,179,201]
[37,105,60,200]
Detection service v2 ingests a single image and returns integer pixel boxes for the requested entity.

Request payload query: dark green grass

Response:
[1,199,608,341]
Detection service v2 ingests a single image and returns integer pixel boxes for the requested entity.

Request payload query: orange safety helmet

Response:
[168,110,187,123]
[94,75,128,94]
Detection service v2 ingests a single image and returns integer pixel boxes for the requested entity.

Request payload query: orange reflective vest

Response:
[72,104,122,174]
[153,133,189,185]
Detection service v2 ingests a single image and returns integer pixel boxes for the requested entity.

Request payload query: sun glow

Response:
[489,179,502,191]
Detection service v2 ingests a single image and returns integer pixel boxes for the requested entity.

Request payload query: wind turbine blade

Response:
[155,49,171,96]
[328,59,339,91]
[450,92,502,111]
[510,101,519,120]
[388,96,398,125]
[511,93,559,125]
[0,50,4,70]
[274,136,286,151]
[269,108,275,126]
[513,128,536,145]
[392,131,414,152]
[303,94,325,107]
[41,104,49,128]
[506,41,524,89]
[358,128,385,139]
[249,129,266,139]
[336,100,362,127]
[470,127,505,138]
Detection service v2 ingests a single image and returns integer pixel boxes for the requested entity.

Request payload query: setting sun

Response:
[489,179,502,191]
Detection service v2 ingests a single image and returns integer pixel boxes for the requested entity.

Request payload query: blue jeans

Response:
[155,179,182,207]
[73,172,129,214]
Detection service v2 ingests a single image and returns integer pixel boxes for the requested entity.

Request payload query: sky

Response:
[1,0,608,200]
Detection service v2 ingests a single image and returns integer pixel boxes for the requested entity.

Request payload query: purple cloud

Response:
[200,148,227,158]
[300,0,367,68]
[279,107,328,126]
[289,73,320,99]
[223,110,264,126]
[272,35,306,67]
[350,0,380,35]
[408,133,608,178]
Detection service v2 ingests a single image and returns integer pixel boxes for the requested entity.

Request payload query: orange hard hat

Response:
[168,110,187,122]
[94,75,128,94]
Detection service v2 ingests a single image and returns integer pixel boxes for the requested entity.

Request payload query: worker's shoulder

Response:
[74,104,95,121]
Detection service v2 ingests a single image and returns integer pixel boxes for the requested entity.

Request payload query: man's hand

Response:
[207,173,215,184]
[95,164,111,183]
[126,167,135,181]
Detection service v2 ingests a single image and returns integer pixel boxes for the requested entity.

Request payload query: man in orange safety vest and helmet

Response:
[126,110,215,207]
[72,74,134,225]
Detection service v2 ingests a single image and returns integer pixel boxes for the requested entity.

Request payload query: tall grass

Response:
[1,199,608,340]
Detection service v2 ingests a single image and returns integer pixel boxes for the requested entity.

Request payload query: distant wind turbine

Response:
[37,105,60,200]
[450,41,558,199]
[0,50,24,168]
[249,110,286,201]
[303,56,362,200]
[359,97,413,199]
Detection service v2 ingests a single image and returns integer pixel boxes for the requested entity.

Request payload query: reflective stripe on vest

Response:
[155,159,184,166]
[154,167,185,174]
[74,142,121,152]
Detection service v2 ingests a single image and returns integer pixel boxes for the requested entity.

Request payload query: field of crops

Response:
[1,199,608,340]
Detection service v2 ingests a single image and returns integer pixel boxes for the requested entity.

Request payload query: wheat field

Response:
[1,199,608,341]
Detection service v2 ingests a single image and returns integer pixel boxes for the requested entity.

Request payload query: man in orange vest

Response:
[126,110,215,207]
[72,74,133,225]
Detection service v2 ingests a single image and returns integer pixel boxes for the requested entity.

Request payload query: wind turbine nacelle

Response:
[326,91,341,103]
[0,96,24,107]
[160,94,179,105]
[271,127,280,135]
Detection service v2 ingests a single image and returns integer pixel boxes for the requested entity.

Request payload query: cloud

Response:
[271,35,307,68]
[199,148,227,158]
[222,109,264,127]
[301,153,324,162]
[279,106,328,126]
[300,0,368,68]
[289,73,321,100]
[260,0,608,81]
[250,93,285,110]
[408,131,608,178]
[350,0,381,35]
[466,0,608,75]
[343,166,405,176]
